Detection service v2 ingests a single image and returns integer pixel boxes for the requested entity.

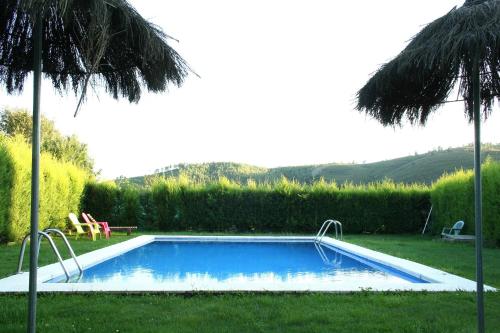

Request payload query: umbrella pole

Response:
[28,14,43,333]
[473,58,484,333]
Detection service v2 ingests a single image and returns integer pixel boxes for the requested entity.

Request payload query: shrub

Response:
[114,185,143,228]
[0,136,89,241]
[431,160,500,244]
[0,108,94,173]
[82,176,431,235]
[80,181,119,225]
[482,161,500,244]
[431,169,474,234]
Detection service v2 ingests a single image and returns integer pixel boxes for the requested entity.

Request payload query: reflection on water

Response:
[50,241,427,284]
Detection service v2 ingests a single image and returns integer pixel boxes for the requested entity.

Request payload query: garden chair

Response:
[83,213,111,239]
[441,220,464,238]
[440,220,476,242]
[68,213,101,241]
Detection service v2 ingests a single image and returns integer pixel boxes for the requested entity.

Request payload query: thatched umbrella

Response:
[0,1,190,331]
[356,1,499,331]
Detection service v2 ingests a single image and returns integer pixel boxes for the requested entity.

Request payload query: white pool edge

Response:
[0,235,496,293]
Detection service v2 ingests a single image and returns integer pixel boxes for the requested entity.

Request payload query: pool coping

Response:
[0,235,496,293]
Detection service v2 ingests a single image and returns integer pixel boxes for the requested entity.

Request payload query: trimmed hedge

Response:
[80,181,119,226]
[82,177,431,234]
[431,160,500,244]
[0,136,88,241]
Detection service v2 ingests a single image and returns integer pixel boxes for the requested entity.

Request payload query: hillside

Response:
[124,145,500,186]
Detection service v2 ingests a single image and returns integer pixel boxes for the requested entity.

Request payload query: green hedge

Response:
[431,160,500,244]
[82,177,431,234]
[80,181,119,226]
[0,136,89,241]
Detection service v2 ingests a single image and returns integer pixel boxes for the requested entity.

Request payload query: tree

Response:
[0,107,94,173]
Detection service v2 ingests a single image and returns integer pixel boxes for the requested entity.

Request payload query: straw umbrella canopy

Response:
[1,0,190,109]
[356,1,499,332]
[0,1,191,332]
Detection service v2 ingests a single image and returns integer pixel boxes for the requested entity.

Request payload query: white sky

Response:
[1,0,499,179]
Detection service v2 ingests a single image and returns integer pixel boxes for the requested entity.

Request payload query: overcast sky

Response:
[1,0,499,179]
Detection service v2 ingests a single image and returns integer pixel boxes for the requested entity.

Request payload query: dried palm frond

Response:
[356,0,500,126]
[0,0,192,114]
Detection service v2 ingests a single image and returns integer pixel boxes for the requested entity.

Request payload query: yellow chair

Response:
[68,213,101,241]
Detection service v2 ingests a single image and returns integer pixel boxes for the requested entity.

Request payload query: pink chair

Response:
[82,212,111,239]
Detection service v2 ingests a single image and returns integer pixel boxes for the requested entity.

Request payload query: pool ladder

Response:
[315,219,343,243]
[17,228,83,282]
[314,242,342,267]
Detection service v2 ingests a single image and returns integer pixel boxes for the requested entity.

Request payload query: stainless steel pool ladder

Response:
[314,242,342,266]
[315,219,343,243]
[17,228,83,281]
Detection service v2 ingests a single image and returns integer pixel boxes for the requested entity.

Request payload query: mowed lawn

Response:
[0,233,499,333]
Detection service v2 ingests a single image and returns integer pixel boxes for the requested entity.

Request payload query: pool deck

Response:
[0,235,495,293]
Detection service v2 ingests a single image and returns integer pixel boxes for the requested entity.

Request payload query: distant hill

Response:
[124,144,500,186]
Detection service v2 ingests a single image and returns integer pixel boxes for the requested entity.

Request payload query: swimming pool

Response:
[47,241,428,284]
[0,235,494,292]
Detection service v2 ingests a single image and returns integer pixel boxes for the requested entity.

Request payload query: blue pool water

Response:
[49,241,428,284]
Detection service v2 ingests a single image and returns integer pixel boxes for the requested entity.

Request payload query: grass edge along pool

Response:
[0,235,494,292]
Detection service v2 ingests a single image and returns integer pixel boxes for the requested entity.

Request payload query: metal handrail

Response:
[315,219,343,243]
[43,229,83,277]
[314,242,329,262]
[313,242,343,266]
[315,220,333,240]
[17,229,81,281]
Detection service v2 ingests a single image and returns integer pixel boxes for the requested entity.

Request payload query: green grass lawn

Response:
[0,233,499,332]
[346,234,500,287]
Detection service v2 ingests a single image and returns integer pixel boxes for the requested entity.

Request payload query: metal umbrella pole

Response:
[28,13,43,333]
[473,57,484,333]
